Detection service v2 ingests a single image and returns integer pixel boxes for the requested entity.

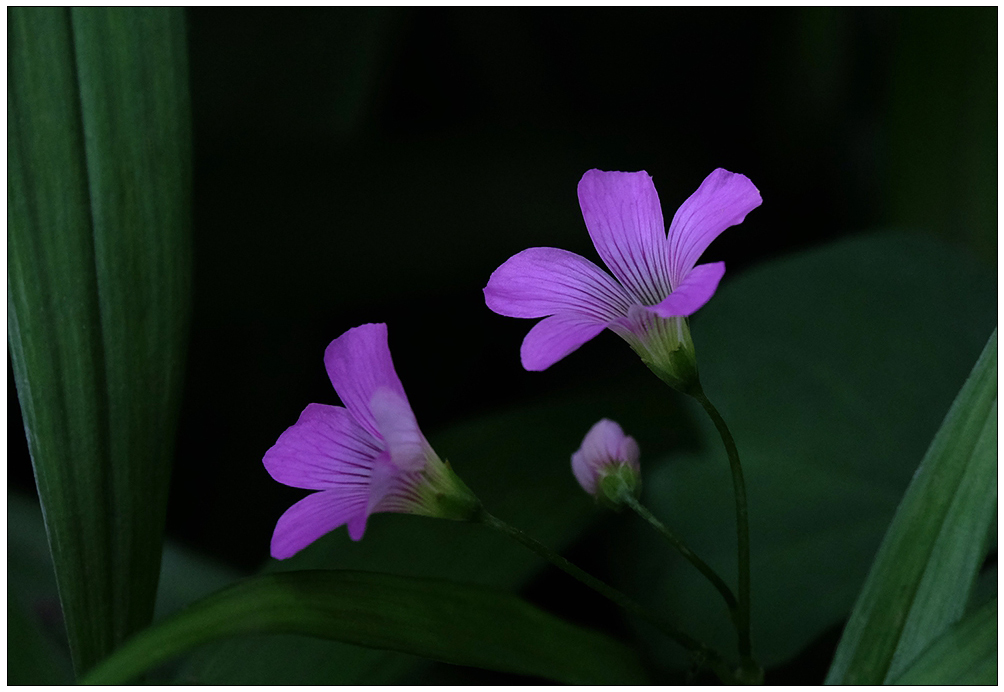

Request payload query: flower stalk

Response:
[475,507,737,684]
[689,385,756,674]
[616,488,738,617]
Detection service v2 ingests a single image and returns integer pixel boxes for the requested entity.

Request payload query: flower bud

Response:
[571,419,641,508]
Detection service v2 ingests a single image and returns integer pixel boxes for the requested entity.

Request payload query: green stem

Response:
[620,493,739,617]
[475,507,736,684]
[690,387,753,666]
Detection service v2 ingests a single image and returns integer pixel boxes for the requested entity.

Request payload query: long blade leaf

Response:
[8,7,190,673]
[80,570,648,685]
[891,598,997,685]
[825,329,997,684]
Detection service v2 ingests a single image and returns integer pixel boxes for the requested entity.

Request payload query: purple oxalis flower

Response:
[572,419,641,505]
[485,168,761,391]
[264,323,478,559]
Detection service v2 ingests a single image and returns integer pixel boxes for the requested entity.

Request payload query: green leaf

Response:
[8,7,190,673]
[182,378,695,684]
[966,564,997,615]
[8,584,74,686]
[153,543,244,624]
[7,493,74,685]
[8,490,245,683]
[8,491,243,623]
[606,232,995,671]
[825,329,997,684]
[80,570,647,685]
[891,598,997,685]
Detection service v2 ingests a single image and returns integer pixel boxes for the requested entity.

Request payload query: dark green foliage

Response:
[891,599,997,685]
[827,331,996,683]
[8,7,191,674]
[609,232,995,672]
[81,570,648,685]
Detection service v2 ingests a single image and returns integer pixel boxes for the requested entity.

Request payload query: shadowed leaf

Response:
[8,7,190,673]
[891,598,997,685]
[826,330,997,683]
[81,570,648,685]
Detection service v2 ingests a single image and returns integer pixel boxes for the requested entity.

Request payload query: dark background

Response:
[9,6,996,683]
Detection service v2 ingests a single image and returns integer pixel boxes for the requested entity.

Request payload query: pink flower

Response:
[264,323,478,559]
[572,419,641,503]
[485,169,760,390]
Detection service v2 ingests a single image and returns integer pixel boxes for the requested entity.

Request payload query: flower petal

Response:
[666,168,761,287]
[270,488,368,559]
[346,513,369,541]
[520,313,607,371]
[324,323,410,439]
[577,169,672,305]
[370,387,428,472]
[648,261,726,318]
[570,448,598,495]
[619,435,641,469]
[571,418,640,496]
[484,247,633,321]
[365,450,414,515]
[584,418,639,466]
[263,403,382,490]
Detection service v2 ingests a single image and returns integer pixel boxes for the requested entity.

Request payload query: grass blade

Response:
[8,7,191,673]
[825,329,997,683]
[80,570,648,685]
[891,598,997,685]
